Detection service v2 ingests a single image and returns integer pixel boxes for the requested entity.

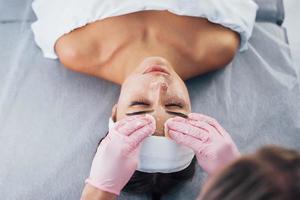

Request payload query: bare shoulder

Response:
[55,24,102,75]
[54,14,142,80]
[195,22,240,69]
[174,20,240,80]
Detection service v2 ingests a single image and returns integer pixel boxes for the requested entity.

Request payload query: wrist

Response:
[81,184,117,200]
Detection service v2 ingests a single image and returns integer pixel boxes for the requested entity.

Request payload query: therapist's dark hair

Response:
[97,133,196,200]
[199,145,300,200]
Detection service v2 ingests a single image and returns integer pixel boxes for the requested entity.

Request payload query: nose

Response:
[160,82,168,92]
[150,80,168,92]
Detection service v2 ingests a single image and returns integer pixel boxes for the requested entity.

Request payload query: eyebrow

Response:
[126,110,188,118]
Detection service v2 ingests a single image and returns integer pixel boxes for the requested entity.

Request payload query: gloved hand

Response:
[165,113,240,175]
[85,114,156,195]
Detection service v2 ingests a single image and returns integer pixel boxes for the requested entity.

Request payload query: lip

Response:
[143,65,170,75]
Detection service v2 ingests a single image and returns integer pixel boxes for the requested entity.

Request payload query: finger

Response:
[188,119,234,145]
[165,116,189,130]
[166,121,209,142]
[144,114,156,128]
[168,130,206,152]
[188,113,227,137]
[115,115,146,129]
[188,113,215,122]
[116,117,153,136]
[164,117,186,134]
[171,116,187,122]
[187,120,215,134]
[165,116,187,134]
[163,117,177,137]
[127,123,155,150]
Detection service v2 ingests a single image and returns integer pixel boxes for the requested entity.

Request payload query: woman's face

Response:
[113,56,191,136]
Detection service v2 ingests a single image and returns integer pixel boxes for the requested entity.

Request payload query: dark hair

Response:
[123,157,196,200]
[199,145,300,200]
[97,133,196,200]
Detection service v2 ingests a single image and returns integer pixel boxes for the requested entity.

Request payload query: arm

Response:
[81,115,156,199]
[81,184,117,200]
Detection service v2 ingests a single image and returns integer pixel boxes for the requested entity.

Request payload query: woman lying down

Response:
[31,0,262,199]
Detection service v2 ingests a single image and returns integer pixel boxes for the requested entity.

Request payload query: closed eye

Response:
[165,103,183,108]
[130,101,149,106]
[126,110,188,118]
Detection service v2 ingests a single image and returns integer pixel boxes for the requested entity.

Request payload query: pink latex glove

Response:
[165,113,240,175]
[85,115,156,195]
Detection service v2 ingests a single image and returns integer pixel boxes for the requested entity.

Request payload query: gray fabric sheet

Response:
[0,0,285,24]
[1,1,300,200]
[255,0,285,25]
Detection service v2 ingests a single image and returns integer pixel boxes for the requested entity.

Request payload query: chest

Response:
[90,11,209,63]
[76,10,226,83]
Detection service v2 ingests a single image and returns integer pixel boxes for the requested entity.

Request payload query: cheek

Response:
[116,112,125,122]
[171,83,191,105]
[115,101,130,121]
[177,83,191,109]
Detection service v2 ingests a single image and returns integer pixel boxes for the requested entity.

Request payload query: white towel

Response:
[31,0,258,59]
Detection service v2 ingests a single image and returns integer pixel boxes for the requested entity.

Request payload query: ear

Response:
[111,104,118,122]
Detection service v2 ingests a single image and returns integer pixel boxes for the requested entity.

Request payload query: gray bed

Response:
[0,0,299,199]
